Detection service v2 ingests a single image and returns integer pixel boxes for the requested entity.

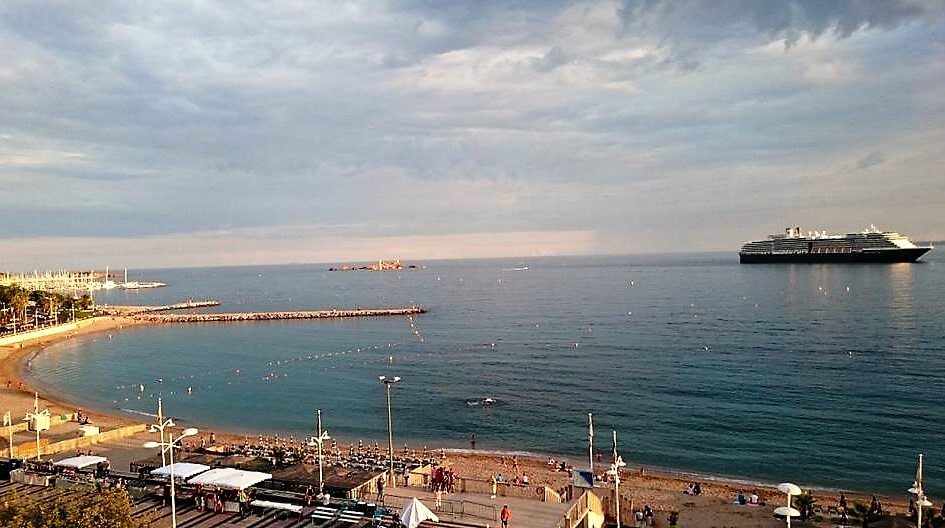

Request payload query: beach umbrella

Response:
[776,483,802,528]
[400,497,438,528]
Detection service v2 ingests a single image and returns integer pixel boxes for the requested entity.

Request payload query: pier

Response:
[130,306,426,323]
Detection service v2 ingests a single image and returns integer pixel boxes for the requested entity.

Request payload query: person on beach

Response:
[500,505,511,528]
[839,493,847,510]
[162,484,171,507]
[470,433,477,450]
[491,474,498,499]
[304,485,314,506]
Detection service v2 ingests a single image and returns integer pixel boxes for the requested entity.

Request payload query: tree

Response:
[794,491,818,522]
[0,488,150,528]
[848,501,881,528]
[10,288,28,323]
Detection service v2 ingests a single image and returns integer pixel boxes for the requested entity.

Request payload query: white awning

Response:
[400,497,439,528]
[186,467,271,490]
[54,455,108,469]
[151,463,211,480]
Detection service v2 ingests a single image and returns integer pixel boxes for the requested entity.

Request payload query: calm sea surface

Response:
[27,253,945,494]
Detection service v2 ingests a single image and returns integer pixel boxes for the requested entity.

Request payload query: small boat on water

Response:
[466,397,497,407]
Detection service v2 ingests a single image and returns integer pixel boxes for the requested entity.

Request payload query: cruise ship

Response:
[739,225,933,263]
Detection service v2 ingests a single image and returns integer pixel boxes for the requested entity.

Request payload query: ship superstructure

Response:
[739,225,932,263]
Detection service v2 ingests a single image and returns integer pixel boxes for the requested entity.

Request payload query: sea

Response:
[25,252,945,495]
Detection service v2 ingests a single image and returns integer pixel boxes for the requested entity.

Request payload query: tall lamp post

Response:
[606,430,627,527]
[23,393,49,460]
[144,426,198,528]
[378,375,401,487]
[3,411,13,458]
[307,409,331,494]
[152,398,174,466]
[588,412,594,475]
[909,453,933,528]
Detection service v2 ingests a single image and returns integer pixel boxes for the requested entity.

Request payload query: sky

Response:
[2,0,944,270]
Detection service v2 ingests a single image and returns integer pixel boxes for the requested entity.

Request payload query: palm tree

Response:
[794,491,818,522]
[10,288,28,323]
[848,501,881,528]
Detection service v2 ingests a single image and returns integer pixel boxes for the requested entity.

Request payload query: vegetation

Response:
[0,488,149,528]
[0,284,93,332]
[794,491,818,522]
[847,501,882,528]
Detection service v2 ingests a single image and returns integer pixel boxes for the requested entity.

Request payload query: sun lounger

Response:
[338,509,363,523]
[311,506,337,521]
[250,499,303,514]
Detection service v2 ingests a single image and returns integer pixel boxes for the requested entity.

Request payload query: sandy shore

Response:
[0,317,918,526]
[0,316,145,432]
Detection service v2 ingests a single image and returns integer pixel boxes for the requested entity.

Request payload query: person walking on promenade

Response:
[500,504,511,528]
[377,477,385,502]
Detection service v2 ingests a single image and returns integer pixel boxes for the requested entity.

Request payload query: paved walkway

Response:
[384,486,571,528]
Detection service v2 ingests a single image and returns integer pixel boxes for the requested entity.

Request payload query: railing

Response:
[384,493,496,522]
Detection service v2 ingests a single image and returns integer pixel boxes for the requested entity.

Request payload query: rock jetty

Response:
[131,306,426,323]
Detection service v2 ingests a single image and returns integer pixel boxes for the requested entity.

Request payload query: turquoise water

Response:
[27,253,945,494]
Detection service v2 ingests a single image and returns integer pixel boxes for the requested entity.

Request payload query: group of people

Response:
[546,457,572,472]
[633,505,655,527]
[683,482,702,496]
[733,490,764,505]
[303,485,332,507]
[431,465,457,493]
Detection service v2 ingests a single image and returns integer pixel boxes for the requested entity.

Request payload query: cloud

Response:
[619,0,941,45]
[1,0,944,268]
[856,151,886,170]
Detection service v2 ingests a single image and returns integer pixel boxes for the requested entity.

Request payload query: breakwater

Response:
[101,300,221,315]
[130,306,426,323]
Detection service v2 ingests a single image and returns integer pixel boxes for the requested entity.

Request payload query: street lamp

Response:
[378,375,401,488]
[144,427,198,528]
[152,398,175,466]
[909,454,933,528]
[23,393,50,460]
[587,412,594,475]
[307,409,331,494]
[606,430,627,528]
[775,483,802,528]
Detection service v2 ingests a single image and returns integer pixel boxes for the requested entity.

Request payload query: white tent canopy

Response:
[151,463,211,480]
[186,468,271,490]
[400,497,439,528]
[54,455,108,469]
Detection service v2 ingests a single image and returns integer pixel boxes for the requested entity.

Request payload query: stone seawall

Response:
[131,306,426,323]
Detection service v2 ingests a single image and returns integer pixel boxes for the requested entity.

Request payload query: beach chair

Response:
[311,505,337,525]
[338,509,364,524]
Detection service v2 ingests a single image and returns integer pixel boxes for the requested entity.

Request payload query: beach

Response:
[1,316,919,527]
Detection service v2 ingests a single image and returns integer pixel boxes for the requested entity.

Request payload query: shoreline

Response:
[2,318,917,516]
